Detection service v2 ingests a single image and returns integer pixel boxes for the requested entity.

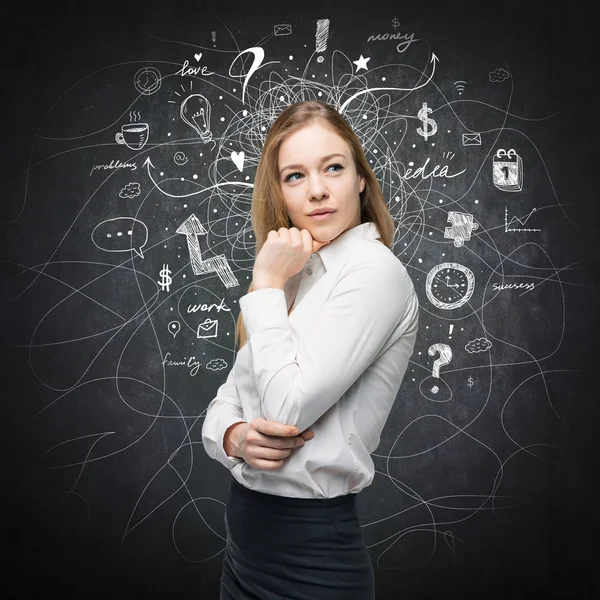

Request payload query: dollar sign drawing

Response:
[392,16,400,28]
[158,263,172,292]
[416,102,438,141]
[467,376,474,388]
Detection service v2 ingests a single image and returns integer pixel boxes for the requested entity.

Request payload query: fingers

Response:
[253,417,298,437]
[245,419,314,471]
[249,427,303,451]
[251,458,286,471]
[276,227,304,251]
[312,239,330,252]
[269,228,327,259]
[248,419,307,447]
[300,228,314,254]
[252,418,314,442]
[250,441,302,461]
[272,228,309,249]
[245,431,305,471]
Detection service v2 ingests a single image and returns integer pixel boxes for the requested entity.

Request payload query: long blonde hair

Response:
[235,100,395,350]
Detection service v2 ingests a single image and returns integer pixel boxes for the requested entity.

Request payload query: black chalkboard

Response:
[3,1,599,598]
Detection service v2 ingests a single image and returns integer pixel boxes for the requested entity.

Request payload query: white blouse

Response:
[201,221,419,498]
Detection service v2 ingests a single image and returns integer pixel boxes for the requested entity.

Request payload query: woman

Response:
[202,100,419,599]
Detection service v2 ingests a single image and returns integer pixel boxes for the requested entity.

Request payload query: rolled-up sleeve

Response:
[239,254,416,433]
[201,363,246,470]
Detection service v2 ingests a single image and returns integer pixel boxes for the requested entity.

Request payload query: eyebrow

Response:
[279,152,347,174]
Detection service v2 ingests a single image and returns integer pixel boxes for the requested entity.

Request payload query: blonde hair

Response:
[235,100,395,350]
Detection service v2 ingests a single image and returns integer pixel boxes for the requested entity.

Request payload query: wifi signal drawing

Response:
[454,80,467,94]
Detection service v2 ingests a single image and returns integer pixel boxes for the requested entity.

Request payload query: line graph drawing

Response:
[504,206,541,232]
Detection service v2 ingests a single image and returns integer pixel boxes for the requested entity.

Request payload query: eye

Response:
[327,164,344,173]
[284,172,303,182]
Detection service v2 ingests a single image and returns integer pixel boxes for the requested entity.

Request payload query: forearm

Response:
[252,272,285,291]
[201,365,247,470]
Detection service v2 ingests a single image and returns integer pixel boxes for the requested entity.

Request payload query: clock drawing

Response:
[133,67,162,96]
[426,262,475,310]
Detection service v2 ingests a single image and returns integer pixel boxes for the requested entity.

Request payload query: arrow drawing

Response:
[143,157,253,199]
[176,214,239,288]
[338,53,439,115]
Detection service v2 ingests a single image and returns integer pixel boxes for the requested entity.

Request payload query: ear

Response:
[358,174,366,193]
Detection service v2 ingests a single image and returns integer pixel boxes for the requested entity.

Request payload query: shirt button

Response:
[306,268,313,275]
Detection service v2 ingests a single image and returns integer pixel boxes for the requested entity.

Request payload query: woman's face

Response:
[277,121,366,243]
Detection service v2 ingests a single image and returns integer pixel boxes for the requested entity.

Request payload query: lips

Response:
[308,209,335,216]
[309,211,335,221]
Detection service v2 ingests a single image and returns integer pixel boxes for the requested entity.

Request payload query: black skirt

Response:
[220,476,375,600]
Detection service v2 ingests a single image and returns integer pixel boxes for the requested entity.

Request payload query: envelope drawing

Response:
[197,318,218,339]
[274,23,292,36]
[462,133,482,146]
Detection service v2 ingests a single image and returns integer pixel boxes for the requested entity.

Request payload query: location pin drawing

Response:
[168,321,181,338]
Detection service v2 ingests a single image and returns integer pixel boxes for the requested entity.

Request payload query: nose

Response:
[307,174,329,201]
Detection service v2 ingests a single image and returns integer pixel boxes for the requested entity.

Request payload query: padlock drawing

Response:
[492,148,523,192]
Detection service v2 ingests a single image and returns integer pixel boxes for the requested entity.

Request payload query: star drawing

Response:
[353,54,371,71]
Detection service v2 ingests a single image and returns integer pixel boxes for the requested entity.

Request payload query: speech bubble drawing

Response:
[92,217,148,259]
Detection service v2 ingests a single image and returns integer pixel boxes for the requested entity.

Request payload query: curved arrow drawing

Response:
[338,53,439,115]
[143,157,254,199]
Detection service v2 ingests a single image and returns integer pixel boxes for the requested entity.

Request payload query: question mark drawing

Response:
[229,47,265,105]
[428,343,452,378]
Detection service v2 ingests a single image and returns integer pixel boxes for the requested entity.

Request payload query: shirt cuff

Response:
[219,418,246,469]
[239,288,289,337]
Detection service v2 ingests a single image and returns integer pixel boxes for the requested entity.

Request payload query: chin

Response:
[310,226,339,243]
[297,219,340,242]
[312,233,331,243]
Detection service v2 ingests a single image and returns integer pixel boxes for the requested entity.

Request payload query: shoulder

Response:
[331,241,416,315]
[343,240,413,289]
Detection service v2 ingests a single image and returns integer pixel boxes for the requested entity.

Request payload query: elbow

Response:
[261,396,300,429]
[200,421,215,459]
[260,368,320,432]
[261,393,317,433]
[260,365,303,428]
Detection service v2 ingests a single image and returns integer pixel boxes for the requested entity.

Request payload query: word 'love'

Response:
[177,53,215,77]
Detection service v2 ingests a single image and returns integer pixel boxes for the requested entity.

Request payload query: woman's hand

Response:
[252,227,330,289]
[224,418,314,471]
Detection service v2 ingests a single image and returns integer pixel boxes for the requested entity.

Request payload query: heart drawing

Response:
[231,151,245,172]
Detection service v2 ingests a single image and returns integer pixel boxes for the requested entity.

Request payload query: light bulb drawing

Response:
[180,94,212,143]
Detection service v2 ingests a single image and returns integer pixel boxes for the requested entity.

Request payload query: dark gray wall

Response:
[2,1,598,598]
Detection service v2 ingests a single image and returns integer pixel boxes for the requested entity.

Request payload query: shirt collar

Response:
[316,221,382,275]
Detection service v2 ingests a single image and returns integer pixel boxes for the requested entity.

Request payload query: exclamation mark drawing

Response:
[315,19,330,63]
[449,324,454,338]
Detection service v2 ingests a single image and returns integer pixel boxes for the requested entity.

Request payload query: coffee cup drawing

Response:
[115,123,149,150]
